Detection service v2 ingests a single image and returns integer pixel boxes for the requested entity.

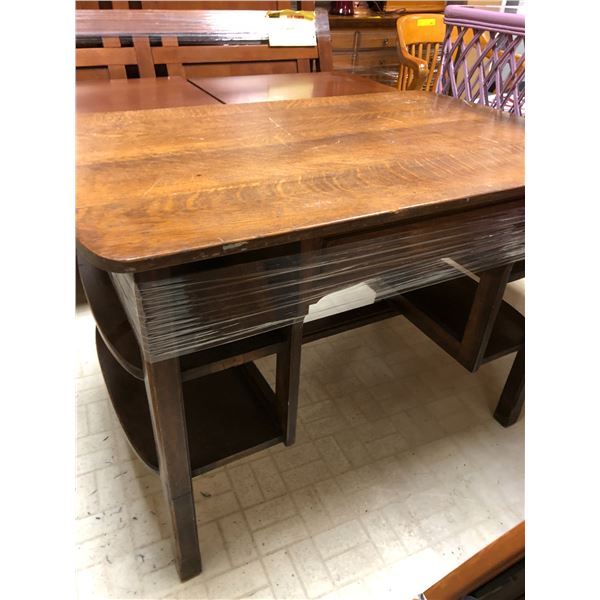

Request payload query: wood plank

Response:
[77,91,524,273]
[133,35,155,77]
[423,521,524,599]
[76,46,137,68]
[102,36,127,79]
[77,9,278,38]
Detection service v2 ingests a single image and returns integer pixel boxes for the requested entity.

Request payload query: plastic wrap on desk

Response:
[111,203,524,362]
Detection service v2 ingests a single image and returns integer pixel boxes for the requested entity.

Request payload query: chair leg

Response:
[493,346,525,427]
[143,357,202,581]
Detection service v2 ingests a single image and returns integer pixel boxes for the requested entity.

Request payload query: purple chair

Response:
[436,6,525,116]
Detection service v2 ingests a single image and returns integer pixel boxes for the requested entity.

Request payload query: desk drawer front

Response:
[113,202,524,362]
[332,29,398,51]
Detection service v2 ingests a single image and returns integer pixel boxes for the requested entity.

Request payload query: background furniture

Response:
[327,1,446,86]
[76,7,332,81]
[396,12,445,91]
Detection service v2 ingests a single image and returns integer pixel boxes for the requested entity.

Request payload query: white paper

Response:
[267,12,317,47]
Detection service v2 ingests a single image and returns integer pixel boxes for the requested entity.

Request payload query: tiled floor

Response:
[76,294,524,600]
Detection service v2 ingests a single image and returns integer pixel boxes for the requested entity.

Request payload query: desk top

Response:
[189,72,392,105]
[77,76,219,113]
[76,90,524,273]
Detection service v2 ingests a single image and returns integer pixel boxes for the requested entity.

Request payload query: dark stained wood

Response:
[78,78,524,579]
[188,72,391,104]
[458,264,513,371]
[76,77,219,113]
[329,15,403,29]
[423,521,525,599]
[302,299,401,343]
[76,91,524,273]
[315,6,334,71]
[96,330,284,477]
[77,252,144,379]
[392,275,525,370]
[494,346,525,427]
[276,323,303,445]
[142,356,202,581]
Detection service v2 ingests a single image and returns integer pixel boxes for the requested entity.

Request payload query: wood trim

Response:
[315,7,334,71]
[423,521,525,599]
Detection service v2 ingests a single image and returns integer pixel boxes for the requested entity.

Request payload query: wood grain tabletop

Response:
[76,90,524,272]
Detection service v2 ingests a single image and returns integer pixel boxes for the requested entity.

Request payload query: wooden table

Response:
[189,71,392,104]
[76,76,219,113]
[77,90,524,581]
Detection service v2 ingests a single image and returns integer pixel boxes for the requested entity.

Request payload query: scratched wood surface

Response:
[76,90,524,272]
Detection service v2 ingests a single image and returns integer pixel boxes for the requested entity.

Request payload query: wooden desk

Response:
[189,72,392,104]
[76,76,219,113]
[77,91,524,580]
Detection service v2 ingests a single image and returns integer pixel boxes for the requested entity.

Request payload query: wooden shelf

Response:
[78,253,287,381]
[398,275,524,367]
[96,329,283,476]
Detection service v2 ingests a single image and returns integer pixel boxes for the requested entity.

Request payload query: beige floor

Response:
[76,300,524,600]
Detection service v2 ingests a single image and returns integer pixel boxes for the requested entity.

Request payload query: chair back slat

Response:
[76,8,333,80]
[436,6,525,116]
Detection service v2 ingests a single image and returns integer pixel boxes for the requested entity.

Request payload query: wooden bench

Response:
[76,7,333,81]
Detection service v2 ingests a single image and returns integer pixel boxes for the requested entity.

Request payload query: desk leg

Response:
[143,358,202,581]
[276,323,303,446]
[493,346,525,427]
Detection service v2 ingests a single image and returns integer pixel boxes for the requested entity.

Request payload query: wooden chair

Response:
[76,8,333,81]
[396,12,446,91]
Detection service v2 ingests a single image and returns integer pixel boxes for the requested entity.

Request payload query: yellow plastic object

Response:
[266,10,315,20]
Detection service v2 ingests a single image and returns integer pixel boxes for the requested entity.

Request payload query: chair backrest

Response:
[396,13,446,91]
[436,6,525,116]
[76,8,332,81]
